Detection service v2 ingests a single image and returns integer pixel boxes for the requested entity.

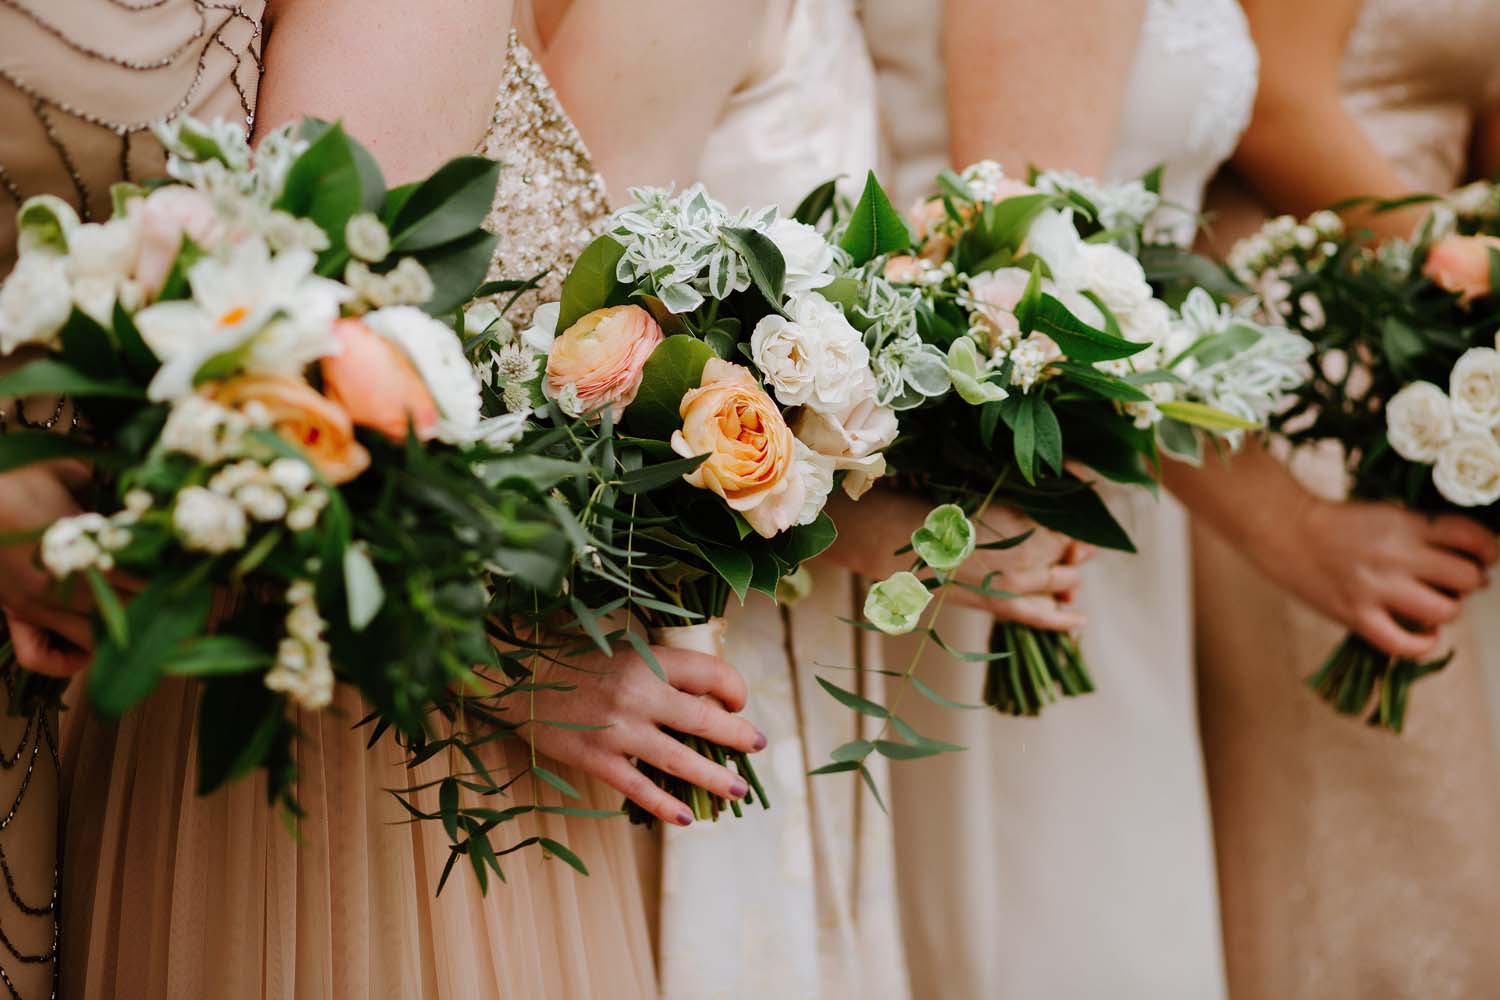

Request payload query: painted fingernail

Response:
[676,810,694,827]
[729,778,749,798]
[752,729,768,751]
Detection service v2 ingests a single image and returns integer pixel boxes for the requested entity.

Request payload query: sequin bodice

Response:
[1340,0,1500,190]
[0,0,265,274]
[476,32,609,324]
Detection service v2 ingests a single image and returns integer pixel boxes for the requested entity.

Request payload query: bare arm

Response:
[944,0,1147,175]
[258,0,514,183]
[538,0,775,193]
[1234,0,1418,238]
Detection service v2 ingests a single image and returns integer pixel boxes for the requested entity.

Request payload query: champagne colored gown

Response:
[863,1,1255,996]
[46,18,658,999]
[640,4,911,998]
[1194,2,1500,997]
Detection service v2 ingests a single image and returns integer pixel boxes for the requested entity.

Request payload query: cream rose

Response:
[1434,431,1500,507]
[1385,381,1456,463]
[1080,243,1154,319]
[764,218,836,294]
[671,358,802,538]
[793,369,897,499]
[750,291,869,413]
[132,186,225,298]
[1424,234,1500,305]
[1449,347,1500,431]
[544,305,663,420]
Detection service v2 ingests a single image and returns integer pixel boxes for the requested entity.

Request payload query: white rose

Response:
[764,218,836,294]
[789,442,836,527]
[1385,381,1456,463]
[1080,243,1153,319]
[1119,297,1172,346]
[362,306,484,444]
[1434,431,1500,507]
[750,291,869,413]
[0,254,72,353]
[172,486,249,553]
[792,369,897,499]
[1449,347,1500,431]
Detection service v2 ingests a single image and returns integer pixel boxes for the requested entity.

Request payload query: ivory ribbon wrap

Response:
[647,618,727,659]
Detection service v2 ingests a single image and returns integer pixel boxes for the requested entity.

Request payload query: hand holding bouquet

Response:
[0,118,591,869]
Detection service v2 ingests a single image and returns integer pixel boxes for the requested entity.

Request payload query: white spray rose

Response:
[172,486,250,553]
[764,218,836,294]
[750,291,869,413]
[0,254,72,353]
[1433,431,1500,507]
[1449,347,1500,431]
[1080,243,1154,319]
[1385,381,1456,463]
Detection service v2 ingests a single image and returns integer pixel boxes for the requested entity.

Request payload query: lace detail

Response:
[1108,0,1257,245]
[476,31,610,324]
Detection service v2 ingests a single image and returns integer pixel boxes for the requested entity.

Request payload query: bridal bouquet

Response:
[494,183,900,823]
[1232,197,1500,731]
[843,163,1306,717]
[0,117,586,840]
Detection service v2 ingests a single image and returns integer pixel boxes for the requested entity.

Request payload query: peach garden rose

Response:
[670,358,804,538]
[1424,234,1500,305]
[209,373,370,484]
[320,317,441,442]
[544,304,664,419]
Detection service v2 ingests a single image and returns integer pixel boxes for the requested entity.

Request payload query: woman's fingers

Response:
[657,687,765,754]
[1381,578,1461,631]
[995,595,1087,633]
[1412,547,1488,596]
[636,729,749,802]
[659,648,749,712]
[593,755,695,827]
[6,612,89,677]
[14,599,94,650]
[1355,606,1439,660]
[1425,514,1500,565]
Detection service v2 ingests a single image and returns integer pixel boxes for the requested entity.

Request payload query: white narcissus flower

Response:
[134,238,346,400]
[172,486,249,553]
[764,218,836,294]
[361,306,484,444]
[1448,347,1500,431]
[0,254,72,354]
[750,291,870,413]
[1386,381,1456,463]
[1434,431,1500,507]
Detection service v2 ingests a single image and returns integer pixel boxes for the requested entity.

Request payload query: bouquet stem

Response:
[984,621,1093,716]
[1308,631,1451,734]
[625,619,770,827]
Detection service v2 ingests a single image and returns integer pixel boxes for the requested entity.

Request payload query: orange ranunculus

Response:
[209,374,370,484]
[1424,234,1500,305]
[670,358,803,538]
[545,305,663,419]
[321,317,441,442]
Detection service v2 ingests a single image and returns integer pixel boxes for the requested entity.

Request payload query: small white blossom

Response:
[344,213,391,263]
[172,486,249,553]
[159,395,254,464]
[264,579,334,710]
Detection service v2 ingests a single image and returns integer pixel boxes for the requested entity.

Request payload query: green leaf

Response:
[417,228,501,316]
[1031,395,1063,476]
[85,567,128,648]
[840,171,911,265]
[700,543,754,602]
[89,579,211,716]
[775,512,838,569]
[874,739,949,760]
[58,309,117,379]
[792,179,839,226]
[1026,294,1145,363]
[816,676,890,719]
[538,837,590,876]
[389,156,501,252]
[982,193,1052,250]
[531,765,581,800]
[195,674,288,795]
[439,778,460,842]
[1014,483,1135,553]
[163,636,274,676]
[911,675,985,710]
[274,122,362,268]
[556,235,627,334]
[0,431,99,475]
[830,739,874,762]
[1053,361,1151,402]
[617,454,707,495]
[623,335,715,440]
[0,359,144,399]
[721,227,787,312]
[343,542,385,631]
[1380,316,1426,378]
[622,628,667,682]
[1156,400,1258,432]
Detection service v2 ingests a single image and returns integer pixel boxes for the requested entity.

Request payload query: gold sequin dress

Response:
[42,19,655,1000]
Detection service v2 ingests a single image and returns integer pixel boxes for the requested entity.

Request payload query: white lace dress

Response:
[863,2,1256,996]
[646,4,909,999]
